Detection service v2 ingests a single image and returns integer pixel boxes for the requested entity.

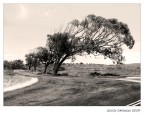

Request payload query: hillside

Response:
[55,63,140,77]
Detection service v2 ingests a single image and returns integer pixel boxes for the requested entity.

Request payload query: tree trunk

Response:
[28,66,31,70]
[53,63,60,75]
[43,63,48,74]
[34,66,36,72]
[52,55,69,75]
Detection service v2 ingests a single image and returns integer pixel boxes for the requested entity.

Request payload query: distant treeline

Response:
[4,60,25,70]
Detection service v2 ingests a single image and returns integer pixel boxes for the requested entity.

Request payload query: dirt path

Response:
[118,77,140,83]
[4,77,38,92]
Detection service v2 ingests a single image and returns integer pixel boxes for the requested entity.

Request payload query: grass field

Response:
[56,63,140,77]
[4,63,140,106]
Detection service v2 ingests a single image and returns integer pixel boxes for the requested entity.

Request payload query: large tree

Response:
[25,52,40,71]
[46,14,135,75]
[32,53,40,72]
[25,53,33,70]
[35,47,54,73]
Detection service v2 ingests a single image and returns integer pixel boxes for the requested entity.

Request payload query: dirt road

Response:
[118,77,140,83]
[4,78,38,92]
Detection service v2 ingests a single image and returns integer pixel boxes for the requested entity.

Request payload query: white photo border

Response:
[0,0,143,116]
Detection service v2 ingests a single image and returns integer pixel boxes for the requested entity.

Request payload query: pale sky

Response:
[4,3,140,64]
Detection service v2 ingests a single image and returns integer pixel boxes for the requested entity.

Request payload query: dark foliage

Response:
[46,14,134,75]
[90,71,119,77]
[4,60,24,70]
[25,53,40,71]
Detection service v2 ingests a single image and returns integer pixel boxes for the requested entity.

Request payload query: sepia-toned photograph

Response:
[3,3,140,106]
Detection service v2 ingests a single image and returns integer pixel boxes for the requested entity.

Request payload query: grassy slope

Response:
[4,63,140,106]
[59,63,140,77]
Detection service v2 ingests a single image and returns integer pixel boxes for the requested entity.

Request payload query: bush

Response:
[57,73,68,76]
[90,71,119,77]
[103,73,119,76]
[80,62,83,65]
[90,72,101,76]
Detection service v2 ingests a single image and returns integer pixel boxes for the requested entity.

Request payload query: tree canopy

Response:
[34,47,54,73]
[25,52,40,71]
[25,53,34,70]
[46,14,135,75]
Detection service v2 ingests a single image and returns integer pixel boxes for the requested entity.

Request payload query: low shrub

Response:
[90,71,119,77]
[57,73,68,76]
[90,72,101,76]
[103,73,119,76]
